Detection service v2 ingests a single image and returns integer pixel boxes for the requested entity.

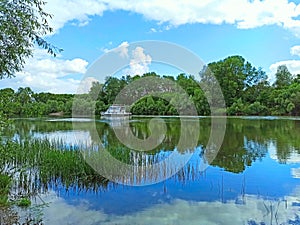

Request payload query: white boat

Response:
[101,105,131,118]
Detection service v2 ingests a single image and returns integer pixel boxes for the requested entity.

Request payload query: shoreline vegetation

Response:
[0,55,299,118]
[0,138,110,224]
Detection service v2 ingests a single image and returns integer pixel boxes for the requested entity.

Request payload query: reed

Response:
[0,173,11,206]
[0,138,110,206]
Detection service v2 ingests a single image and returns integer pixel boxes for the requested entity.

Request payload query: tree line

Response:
[0,55,300,117]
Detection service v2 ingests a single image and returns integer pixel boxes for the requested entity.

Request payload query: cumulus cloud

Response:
[23,58,87,78]
[76,76,99,94]
[268,45,300,82]
[269,59,300,82]
[44,0,108,33]
[0,49,89,94]
[114,41,129,58]
[127,46,152,75]
[44,0,300,36]
[290,45,300,56]
[107,42,152,75]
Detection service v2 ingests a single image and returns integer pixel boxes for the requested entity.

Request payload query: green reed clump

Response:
[0,138,110,201]
[0,173,11,206]
[16,197,31,207]
[0,138,112,224]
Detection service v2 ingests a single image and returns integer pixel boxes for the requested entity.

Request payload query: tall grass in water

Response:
[0,139,110,204]
[0,174,11,206]
[0,138,111,224]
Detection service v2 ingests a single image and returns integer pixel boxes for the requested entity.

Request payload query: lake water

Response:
[6,117,300,224]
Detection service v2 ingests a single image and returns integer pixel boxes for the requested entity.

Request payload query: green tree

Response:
[192,88,210,115]
[290,91,300,115]
[176,73,199,96]
[243,80,269,104]
[274,65,293,88]
[0,0,61,79]
[227,98,245,115]
[16,87,34,105]
[102,77,127,104]
[203,56,267,107]
[245,101,268,115]
[89,81,103,100]
[0,88,16,116]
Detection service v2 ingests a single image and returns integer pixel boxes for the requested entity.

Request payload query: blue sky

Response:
[2,0,300,93]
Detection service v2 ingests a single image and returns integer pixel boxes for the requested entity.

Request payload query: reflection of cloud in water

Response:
[291,167,300,178]
[33,131,92,148]
[46,118,94,122]
[286,153,300,163]
[36,190,300,225]
[268,141,300,188]
[268,141,300,164]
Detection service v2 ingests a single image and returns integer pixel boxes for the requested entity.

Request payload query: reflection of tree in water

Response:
[211,118,300,172]
[2,117,300,224]
[243,137,268,160]
[210,124,251,173]
[270,120,300,163]
[3,117,300,187]
[5,119,75,140]
[83,118,206,185]
[1,119,204,190]
[210,119,271,173]
[240,119,300,163]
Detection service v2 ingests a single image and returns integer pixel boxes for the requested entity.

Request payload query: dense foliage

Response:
[0,0,61,79]
[0,87,74,117]
[0,55,300,117]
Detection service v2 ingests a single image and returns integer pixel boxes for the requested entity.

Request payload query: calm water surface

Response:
[7,117,300,224]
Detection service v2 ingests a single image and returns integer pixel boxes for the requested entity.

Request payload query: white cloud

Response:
[44,0,300,36]
[150,27,158,33]
[76,76,99,94]
[268,44,300,82]
[127,46,152,75]
[269,59,300,82]
[44,0,108,33]
[290,45,300,56]
[0,49,89,94]
[105,42,152,75]
[114,41,129,58]
[23,58,87,78]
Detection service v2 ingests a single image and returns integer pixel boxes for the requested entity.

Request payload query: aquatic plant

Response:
[0,173,11,206]
[16,197,31,207]
[0,139,111,202]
